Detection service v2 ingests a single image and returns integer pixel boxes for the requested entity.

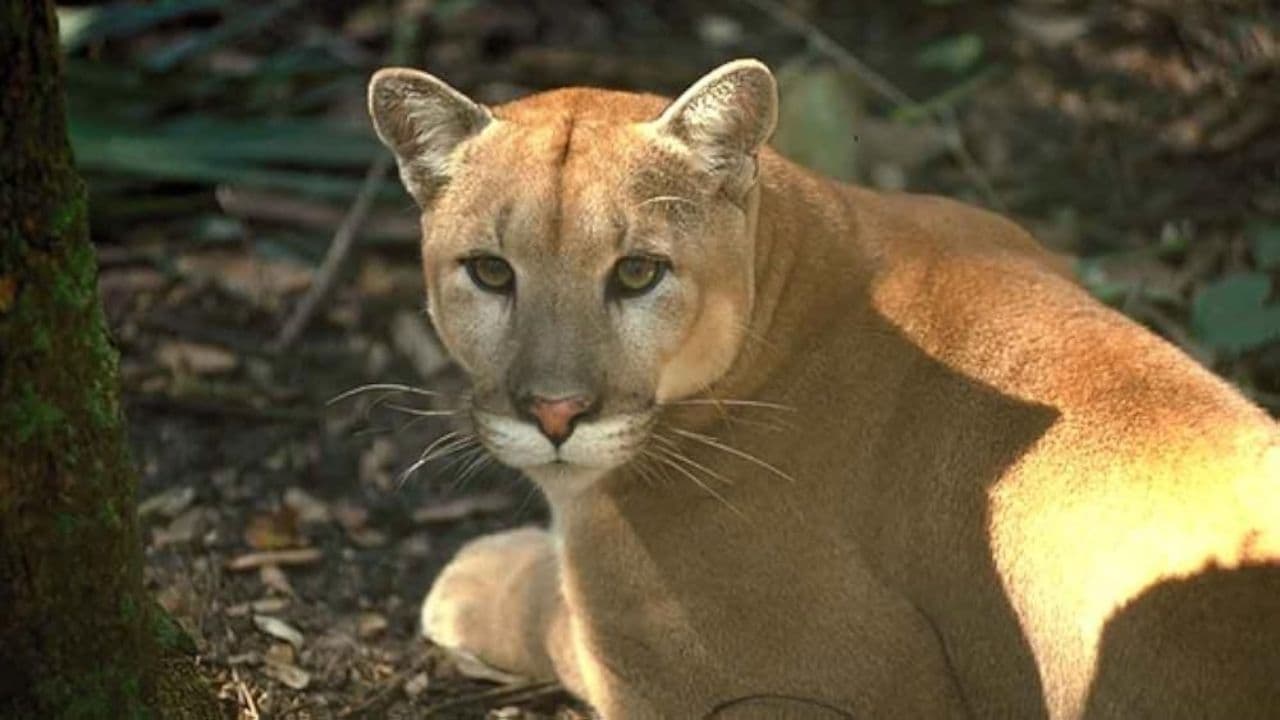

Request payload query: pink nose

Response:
[529,396,592,445]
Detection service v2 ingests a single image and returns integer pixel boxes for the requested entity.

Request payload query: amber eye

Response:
[464,256,514,293]
[611,256,666,296]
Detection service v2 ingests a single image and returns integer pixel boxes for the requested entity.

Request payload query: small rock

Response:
[253,614,304,650]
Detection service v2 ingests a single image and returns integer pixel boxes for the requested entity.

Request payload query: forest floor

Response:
[74,1,1278,717]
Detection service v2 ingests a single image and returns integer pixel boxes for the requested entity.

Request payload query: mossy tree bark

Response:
[0,2,222,718]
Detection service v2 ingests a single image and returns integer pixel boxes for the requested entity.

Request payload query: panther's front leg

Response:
[422,527,583,692]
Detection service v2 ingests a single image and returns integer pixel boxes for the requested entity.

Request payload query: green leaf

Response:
[1191,272,1280,355]
[59,0,227,53]
[68,115,389,200]
[915,34,984,75]
[1247,221,1280,270]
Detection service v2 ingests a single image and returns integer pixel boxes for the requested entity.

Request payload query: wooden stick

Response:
[272,154,393,352]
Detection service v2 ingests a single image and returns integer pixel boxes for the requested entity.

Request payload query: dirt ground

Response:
[79,0,1278,717]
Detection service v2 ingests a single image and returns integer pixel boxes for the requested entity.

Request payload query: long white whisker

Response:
[327,383,447,406]
[668,427,797,484]
[381,403,460,418]
[650,439,733,486]
[666,399,797,412]
[647,449,744,519]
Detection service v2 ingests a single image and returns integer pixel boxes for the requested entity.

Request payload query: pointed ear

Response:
[368,67,492,206]
[650,59,778,199]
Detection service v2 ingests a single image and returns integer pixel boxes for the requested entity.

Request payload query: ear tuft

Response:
[367,68,492,205]
[652,59,778,197]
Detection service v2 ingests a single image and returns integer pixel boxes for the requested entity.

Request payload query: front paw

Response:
[421,526,554,682]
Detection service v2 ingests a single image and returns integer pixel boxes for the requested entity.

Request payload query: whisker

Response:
[327,383,447,407]
[647,448,744,519]
[381,403,461,418]
[668,427,797,484]
[666,398,797,412]
[396,431,471,488]
[650,439,733,486]
[450,449,493,493]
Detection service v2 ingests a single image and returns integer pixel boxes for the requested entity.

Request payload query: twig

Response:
[272,154,393,352]
[739,0,1006,211]
[225,548,324,572]
[421,681,564,717]
[337,654,431,719]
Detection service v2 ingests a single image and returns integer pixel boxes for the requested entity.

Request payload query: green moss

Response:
[49,240,95,311]
[55,512,79,538]
[3,382,65,443]
[150,607,196,655]
[99,498,121,530]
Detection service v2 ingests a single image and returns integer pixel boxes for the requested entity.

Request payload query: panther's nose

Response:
[528,395,594,447]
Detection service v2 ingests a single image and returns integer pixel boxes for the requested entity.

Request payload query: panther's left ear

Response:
[649,59,778,199]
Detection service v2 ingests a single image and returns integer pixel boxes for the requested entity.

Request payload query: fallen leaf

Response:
[259,564,295,596]
[152,507,210,548]
[264,642,295,666]
[156,340,238,375]
[252,615,304,650]
[283,487,331,525]
[138,485,196,520]
[225,597,291,617]
[356,612,388,640]
[244,507,302,550]
[263,660,311,690]
[412,494,513,524]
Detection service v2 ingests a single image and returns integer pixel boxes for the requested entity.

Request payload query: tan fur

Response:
[369,60,1280,719]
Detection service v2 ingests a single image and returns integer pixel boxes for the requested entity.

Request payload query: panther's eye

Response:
[610,256,666,297]
[464,256,515,293]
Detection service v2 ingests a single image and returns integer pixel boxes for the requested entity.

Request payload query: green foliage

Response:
[58,0,227,52]
[1191,272,1280,356]
[915,33,984,75]
[70,115,384,199]
[1248,222,1280,270]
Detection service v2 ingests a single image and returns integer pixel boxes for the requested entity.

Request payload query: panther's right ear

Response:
[368,68,493,206]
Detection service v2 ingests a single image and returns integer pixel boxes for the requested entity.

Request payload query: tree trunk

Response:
[0,3,222,718]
